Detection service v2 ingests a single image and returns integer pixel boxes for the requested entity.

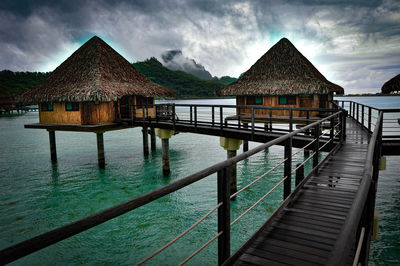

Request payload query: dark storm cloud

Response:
[0,0,399,93]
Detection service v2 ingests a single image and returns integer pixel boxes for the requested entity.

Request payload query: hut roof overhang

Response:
[19,36,174,104]
[217,38,344,96]
[381,74,400,94]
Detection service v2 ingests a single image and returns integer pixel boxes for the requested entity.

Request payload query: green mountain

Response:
[0,58,236,98]
[133,57,236,98]
[0,70,50,95]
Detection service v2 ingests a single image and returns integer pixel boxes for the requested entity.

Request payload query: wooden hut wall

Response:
[135,96,156,119]
[81,102,114,125]
[39,103,82,124]
[236,95,321,118]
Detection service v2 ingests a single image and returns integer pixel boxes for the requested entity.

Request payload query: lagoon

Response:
[0,97,399,265]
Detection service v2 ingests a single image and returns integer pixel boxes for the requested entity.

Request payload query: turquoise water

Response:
[0,97,398,265]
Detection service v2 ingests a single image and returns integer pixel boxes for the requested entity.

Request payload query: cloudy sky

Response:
[1,0,399,93]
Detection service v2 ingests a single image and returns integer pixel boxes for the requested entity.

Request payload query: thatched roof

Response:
[381,74,400,94]
[19,36,174,104]
[217,38,344,96]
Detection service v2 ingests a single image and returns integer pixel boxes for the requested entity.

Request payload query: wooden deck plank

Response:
[252,242,327,265]
[255,238,331,258]
[246,247,322,266]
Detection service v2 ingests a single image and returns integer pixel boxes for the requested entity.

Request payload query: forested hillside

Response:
[0,58,236,98]
[133,57,236,98]
[0,70,50,95]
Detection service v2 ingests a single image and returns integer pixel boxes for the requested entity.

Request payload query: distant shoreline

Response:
[336,94,400,97]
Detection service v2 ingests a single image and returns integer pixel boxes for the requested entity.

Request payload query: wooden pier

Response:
[2,100,399,265]
[227,118,374,265]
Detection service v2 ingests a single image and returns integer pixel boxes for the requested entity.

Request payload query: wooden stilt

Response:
[142,127,149,156]
[227,150,237,196]
[243,123,249,152]
[96,132,105,169]
[48,130,57,162]
[162,138,170,175]
[150,127,156,151]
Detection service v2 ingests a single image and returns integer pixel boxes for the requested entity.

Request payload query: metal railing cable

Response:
[230,158,288,199]
[319,138,333,151]
[352,227,366,266]
[230,176,288,227]
[136,203,222,265]
[179,231,223,265]
[292,151,317,173]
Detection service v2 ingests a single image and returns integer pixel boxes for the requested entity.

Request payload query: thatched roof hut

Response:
[19,36,174,104]
[381,74,400,94]
[217,38,344,96]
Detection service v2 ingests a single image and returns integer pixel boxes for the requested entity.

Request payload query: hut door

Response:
[319,94,328,109]
[120,96,130,119]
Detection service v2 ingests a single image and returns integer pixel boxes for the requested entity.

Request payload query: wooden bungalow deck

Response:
[227,118,370,265]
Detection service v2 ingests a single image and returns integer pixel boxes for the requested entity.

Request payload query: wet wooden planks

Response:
[231,119,370,266]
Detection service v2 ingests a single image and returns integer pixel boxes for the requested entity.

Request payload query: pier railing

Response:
[0,110,345,265]
[328,110,383,266]
[128,103,341,136]
[334,100,400,140]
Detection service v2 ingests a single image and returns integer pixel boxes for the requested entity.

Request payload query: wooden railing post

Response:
[361,105,365,128]
[284,137,292,199]
[212,106,215,126]
[190,106,193,124]
[220,107,223,131]
[289,108,293,132]
[194,106,197,130]
[295,163,304,187]
[313,124,320,175]
[368,107,372,133]
[217,168,230,265]
[237,107,241,128]
[357,103,359,122]
[251,107,255,137]
[172,104,176,130]
[342,110,347,141]
[330,116,334,150]
[269,109,273,131]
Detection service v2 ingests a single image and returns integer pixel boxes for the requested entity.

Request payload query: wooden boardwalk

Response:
[229,119,370,265]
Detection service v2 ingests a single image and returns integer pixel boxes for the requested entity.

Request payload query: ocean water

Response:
[0,97,398,265]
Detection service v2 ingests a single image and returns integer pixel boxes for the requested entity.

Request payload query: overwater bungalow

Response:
[0,92,16,113]
[19,36,174,125]
[381,74,400,94]
[217,38,344,118]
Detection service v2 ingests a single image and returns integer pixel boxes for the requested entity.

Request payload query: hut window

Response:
[247,96,263,105]
[279,96,296,105]
[136,96,154,108]
[299,94,313,99]
[65,102,79,111]
[41,102,53,111]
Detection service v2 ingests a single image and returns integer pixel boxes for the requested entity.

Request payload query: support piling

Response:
[48,130,57,163]
[150,127,156,151]
[96,132,105,169]
[142,126,149,156]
